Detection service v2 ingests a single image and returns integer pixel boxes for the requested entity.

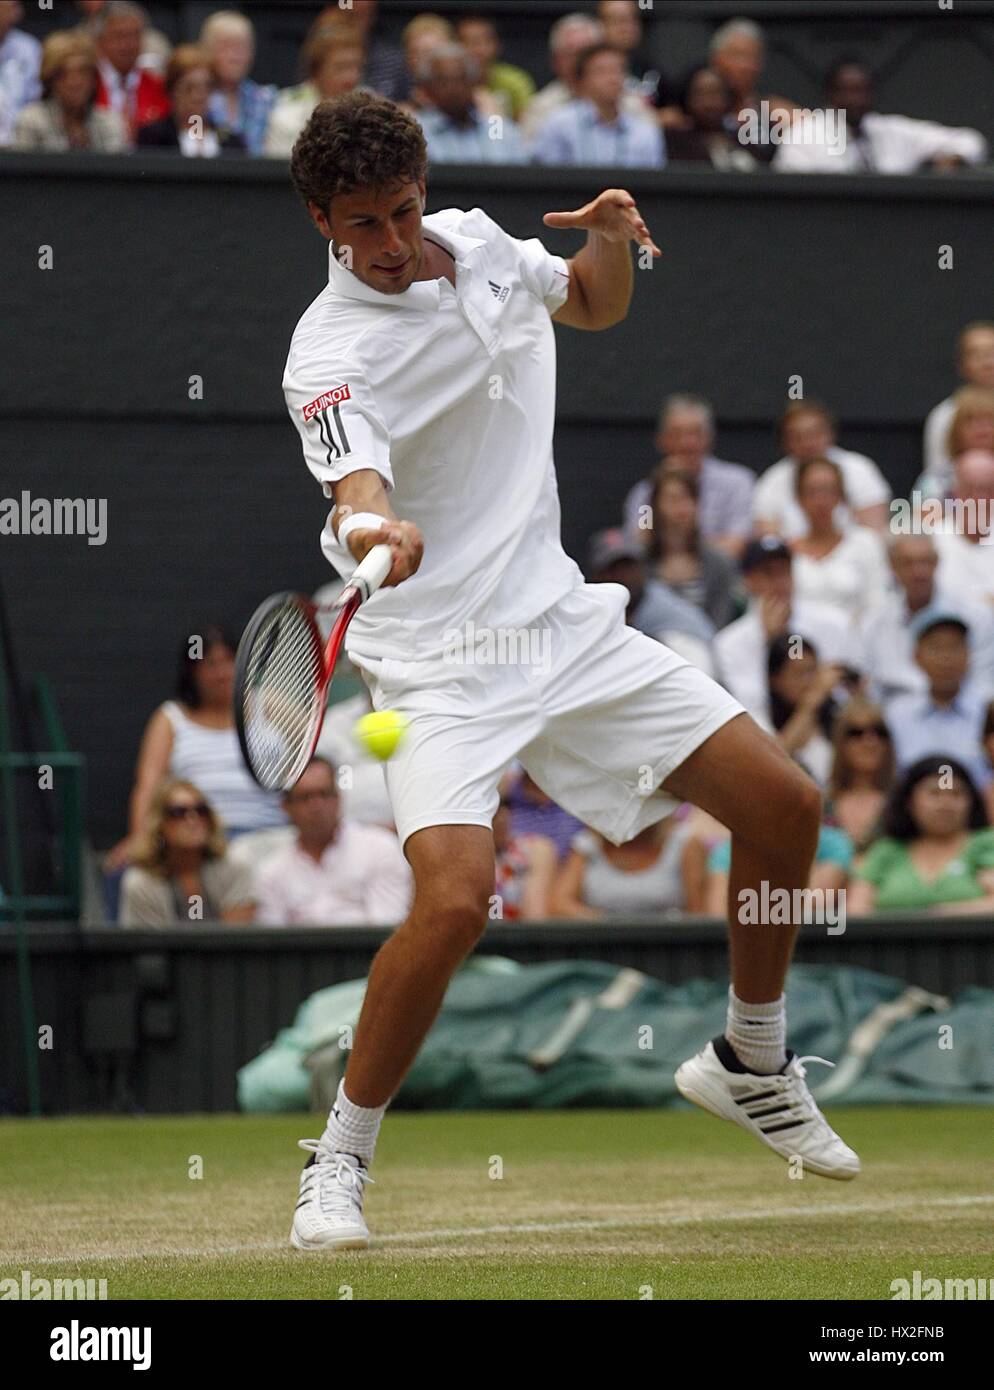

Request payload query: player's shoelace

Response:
[297,1139,373,1217]
[735,1055,836,1135]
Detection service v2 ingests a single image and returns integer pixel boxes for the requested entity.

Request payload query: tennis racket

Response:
[234,543,393,791]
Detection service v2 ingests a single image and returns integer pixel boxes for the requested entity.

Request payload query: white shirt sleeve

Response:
[362,833,413,925]
[255,861,292,926]
[837,451,891,509]
[923,396,954,479]
[752,461,791,526]
[871,113,987,168]
[283,362,393,497]
[515,235,572,314]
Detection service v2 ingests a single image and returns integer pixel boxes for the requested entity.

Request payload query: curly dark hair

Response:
[882,756,987,841]
[290,90,428,213]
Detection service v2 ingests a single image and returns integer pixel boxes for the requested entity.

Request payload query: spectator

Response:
[644,468,737,629]
[401,12,455,111]
[520,11,648,140]
[551,814,695,918]
[105,625,286,870]
[501,768,585,863]
[119,779,256,927]
[0,0,41,146]
[858,534,994,704]
[530,42,664,168]
[92,0,169,141]
[775,57,987,174]
[312,1,408,105]
[922,324,994,492]
[704,823,853,916]
[587,527,716,675]
[824,698,895,851]
[493,795,557,920]
[596,0,663,99]
[664,63,758,170]
[416,43,526,165]
[623,394,755,558]
[982,702,994,825]
[714,537,859,721]
[919,387,994,501]
[766,634,841,787]
[13,32,127,152]
[199,9,276,156]
[255,758,412,926]
[788,458,890,621]
[455,13,534,121]
[932,450,994,606]
[137,45,245,156]
[848,757,994,914]
[885,610,992,794]
[264,20,363,159]
[754,400,892,538]
[72,0,169,73]
[709,16,797,164]
[314,688,394,829]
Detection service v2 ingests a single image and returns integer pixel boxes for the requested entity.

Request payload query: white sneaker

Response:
[675,1036,860,1181]
[290,1140,372,1250]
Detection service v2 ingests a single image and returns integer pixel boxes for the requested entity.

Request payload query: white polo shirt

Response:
[282,207,582,662]
[255,821,412,926]
[752,445,891,540]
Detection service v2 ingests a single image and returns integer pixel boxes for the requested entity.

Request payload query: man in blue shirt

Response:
[416,43,525,165]
[530,41,665,168]
[886,610,992,792]
[0,0,41,146]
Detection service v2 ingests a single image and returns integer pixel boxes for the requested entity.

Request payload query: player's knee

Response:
[415,884,490,955]
[774,765,822,849]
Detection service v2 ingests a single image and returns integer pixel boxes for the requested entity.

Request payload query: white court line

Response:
[8,1192,994,1266]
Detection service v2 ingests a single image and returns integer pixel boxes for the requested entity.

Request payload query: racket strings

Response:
[241,600,324,789]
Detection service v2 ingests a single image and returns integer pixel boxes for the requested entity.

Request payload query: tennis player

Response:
[282,92,858,1250]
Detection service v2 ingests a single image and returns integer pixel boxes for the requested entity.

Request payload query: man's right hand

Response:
[347,520,423,588]
[759,594,791,640]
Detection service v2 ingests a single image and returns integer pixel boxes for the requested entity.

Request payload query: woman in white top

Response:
[550,815,694,918]
[106,625,286,870]
[789,458,890,622]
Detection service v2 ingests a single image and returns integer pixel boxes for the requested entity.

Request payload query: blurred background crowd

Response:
[106,330,994,929]
[1,0,990,170]
[4,1,994,930]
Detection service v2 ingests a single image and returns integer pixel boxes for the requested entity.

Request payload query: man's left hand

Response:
[543,189,661,258]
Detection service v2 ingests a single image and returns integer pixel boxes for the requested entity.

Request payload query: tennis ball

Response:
[353,709,409,761]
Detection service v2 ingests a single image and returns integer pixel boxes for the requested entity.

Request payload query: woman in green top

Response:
[849,756,994,914]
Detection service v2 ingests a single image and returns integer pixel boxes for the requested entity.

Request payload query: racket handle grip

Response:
[345,543,393,603]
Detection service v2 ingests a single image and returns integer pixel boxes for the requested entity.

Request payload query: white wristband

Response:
[337,511,389,547]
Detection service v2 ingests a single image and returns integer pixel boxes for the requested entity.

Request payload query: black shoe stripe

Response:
[760,1119,804,1133]
[734,1089,778,1105]
[746,1103,792,1120]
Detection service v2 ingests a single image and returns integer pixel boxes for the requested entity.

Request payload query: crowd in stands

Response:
[104,315,994,928]
[1,1,989,171]
[14,5,987,925]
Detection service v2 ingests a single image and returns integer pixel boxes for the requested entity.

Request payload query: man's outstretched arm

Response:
[546,188,661,332]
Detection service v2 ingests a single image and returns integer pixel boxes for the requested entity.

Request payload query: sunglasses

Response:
[844,724,889,740]
[164,803,211,821]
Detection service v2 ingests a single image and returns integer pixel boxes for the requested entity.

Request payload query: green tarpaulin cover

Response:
[237,959,994,1113]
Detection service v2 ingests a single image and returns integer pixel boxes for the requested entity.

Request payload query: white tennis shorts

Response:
[352,582,744,849]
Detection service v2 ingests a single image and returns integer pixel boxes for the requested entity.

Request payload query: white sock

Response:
[318,1080,386,1168]
[725,988,787,1075]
